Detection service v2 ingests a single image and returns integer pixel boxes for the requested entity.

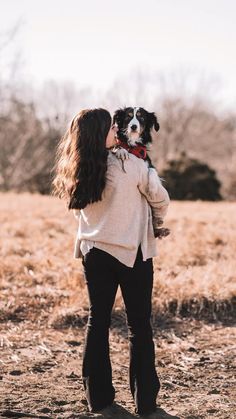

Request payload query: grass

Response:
[0,192,236,325]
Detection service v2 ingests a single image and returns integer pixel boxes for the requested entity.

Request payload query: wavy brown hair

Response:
[52,108,111,209]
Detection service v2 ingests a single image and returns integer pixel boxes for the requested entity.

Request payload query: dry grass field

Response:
[0,192,236,418]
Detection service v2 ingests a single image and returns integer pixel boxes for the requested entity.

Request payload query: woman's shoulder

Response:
[107,151,149,189]
[128,153,147,166]
[108,150,147,171]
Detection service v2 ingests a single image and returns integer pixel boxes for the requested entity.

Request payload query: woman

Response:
[53,108,170,417]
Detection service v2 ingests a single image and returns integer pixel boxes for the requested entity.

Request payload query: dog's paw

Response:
[114,148,129,161]
[154,227,171,239]
[156,217,164,226]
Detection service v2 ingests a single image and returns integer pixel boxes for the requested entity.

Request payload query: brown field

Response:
[0,192,235,418]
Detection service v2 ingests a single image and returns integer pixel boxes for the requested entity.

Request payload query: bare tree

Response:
[0,98,59,192]
[0,20,24,99]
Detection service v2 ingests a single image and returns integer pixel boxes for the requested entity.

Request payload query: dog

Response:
[113,106,170,239]
[113,106,159,167]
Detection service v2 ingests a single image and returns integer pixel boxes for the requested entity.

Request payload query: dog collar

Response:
[117,140,147,160]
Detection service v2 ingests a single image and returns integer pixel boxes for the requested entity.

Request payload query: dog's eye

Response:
[137,112,144,121]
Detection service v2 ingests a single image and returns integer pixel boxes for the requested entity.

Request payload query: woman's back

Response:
[74,151,168,267]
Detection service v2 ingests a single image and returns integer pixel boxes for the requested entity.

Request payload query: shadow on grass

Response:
[50,296,236,334]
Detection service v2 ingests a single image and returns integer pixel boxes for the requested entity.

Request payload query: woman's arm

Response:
[137,160,170,229]
[113,150,170,228]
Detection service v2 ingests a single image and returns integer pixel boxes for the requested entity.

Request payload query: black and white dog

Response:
[113,106,170,239]
[113,106,159,167]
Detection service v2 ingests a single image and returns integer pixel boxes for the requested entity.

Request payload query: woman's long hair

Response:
[52,108,111,209]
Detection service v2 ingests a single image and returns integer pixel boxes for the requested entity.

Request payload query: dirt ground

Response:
[0,314,235,419]
[0,195,236,418]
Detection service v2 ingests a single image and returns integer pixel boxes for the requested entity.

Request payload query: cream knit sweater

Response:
[73,151,170,267]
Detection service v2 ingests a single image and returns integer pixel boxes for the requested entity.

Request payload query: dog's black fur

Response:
[113,106,159,167]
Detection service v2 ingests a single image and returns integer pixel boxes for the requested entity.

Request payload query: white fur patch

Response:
[127,107,141,146]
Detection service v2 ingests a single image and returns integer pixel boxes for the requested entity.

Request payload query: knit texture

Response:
[73,151,170,267]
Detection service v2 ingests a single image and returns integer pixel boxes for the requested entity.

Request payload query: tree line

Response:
[0,26,235,199]
[0,81,235,200]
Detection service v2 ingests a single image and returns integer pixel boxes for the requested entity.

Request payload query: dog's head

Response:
[113,107,159,147]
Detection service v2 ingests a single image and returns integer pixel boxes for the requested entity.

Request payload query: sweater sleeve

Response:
[137,160,170,227]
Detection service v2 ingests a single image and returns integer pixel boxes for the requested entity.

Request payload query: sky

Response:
[1,0,236,109]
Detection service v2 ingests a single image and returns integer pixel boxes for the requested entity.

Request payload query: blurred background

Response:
[1,4,236,416]
[0,0,236,199]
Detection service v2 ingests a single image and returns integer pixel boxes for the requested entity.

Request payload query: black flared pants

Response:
[81,246,160,415]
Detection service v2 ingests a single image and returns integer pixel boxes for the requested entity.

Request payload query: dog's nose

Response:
[131,124,137,131]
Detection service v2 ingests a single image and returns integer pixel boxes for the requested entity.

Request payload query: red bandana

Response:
[117,140,147,160]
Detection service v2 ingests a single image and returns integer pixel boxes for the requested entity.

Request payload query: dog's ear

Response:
[113,108,126,128]
[147,112,160,132]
